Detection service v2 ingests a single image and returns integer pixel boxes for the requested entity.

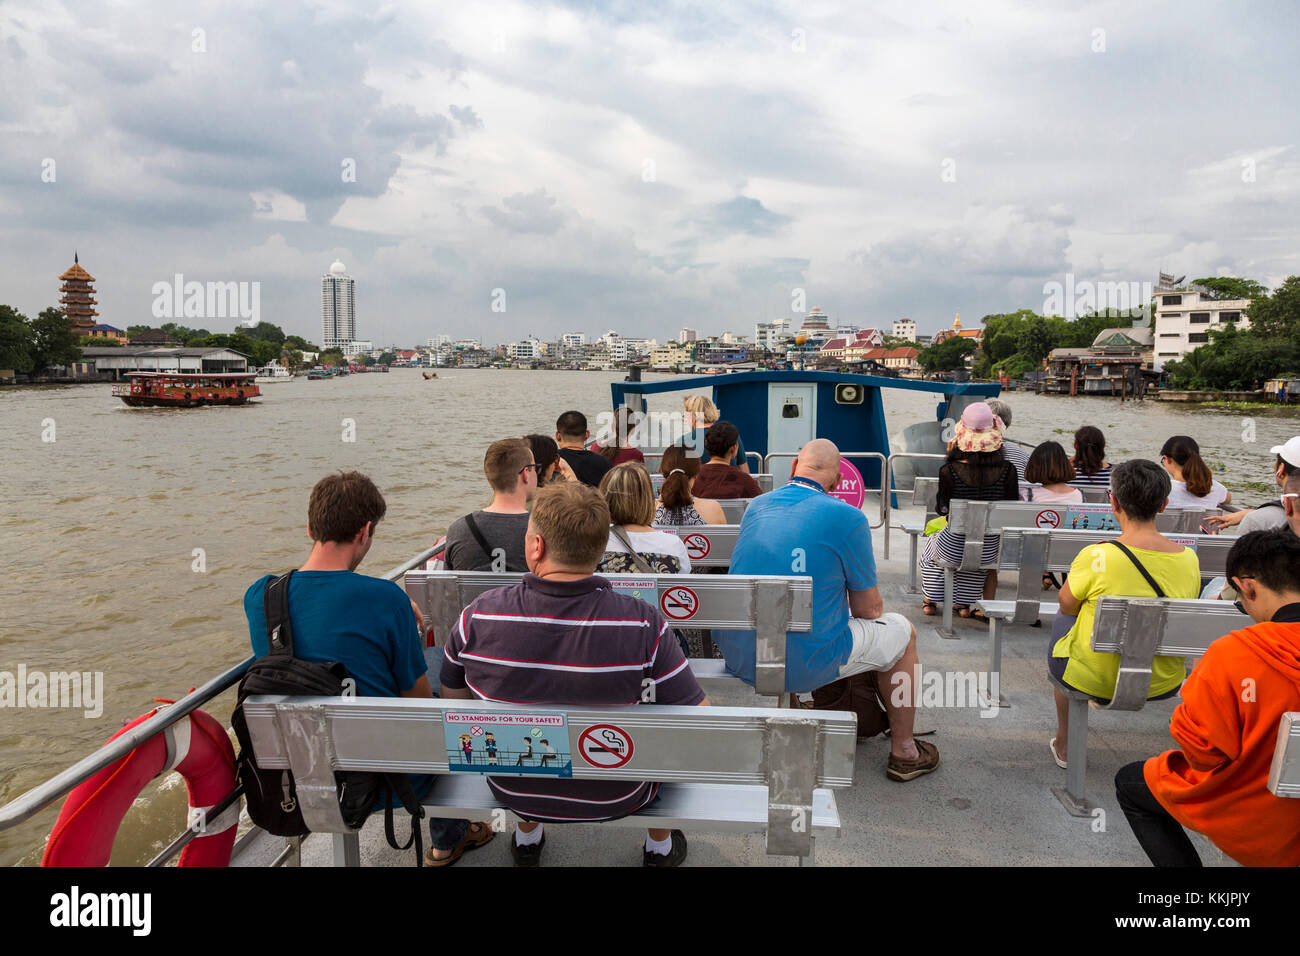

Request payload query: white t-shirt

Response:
[603,528,692,573]
[1166,478,1229,510]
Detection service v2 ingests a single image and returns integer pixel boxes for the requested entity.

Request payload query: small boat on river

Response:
[111,372,261,407]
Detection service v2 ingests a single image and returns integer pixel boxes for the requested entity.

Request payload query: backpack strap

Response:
[264,571,295,656]
[382,774,426,867]
[1108,541,1167,598]
[463,513,499,567]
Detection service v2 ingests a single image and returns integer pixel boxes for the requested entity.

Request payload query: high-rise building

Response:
[755,318,791,350]
[321,260,356,351]
[561,332,586,348]
[678,328,698,344]
[800,307,831,332]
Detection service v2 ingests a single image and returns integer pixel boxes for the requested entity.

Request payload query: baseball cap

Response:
[1270,436,1300,468]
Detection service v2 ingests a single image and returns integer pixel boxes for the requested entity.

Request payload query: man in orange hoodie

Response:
[1115,528,1300,866]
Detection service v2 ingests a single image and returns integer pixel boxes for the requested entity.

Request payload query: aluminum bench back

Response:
[1268,713,1300,798]
[242,695,857,859]
[406,570,812,695]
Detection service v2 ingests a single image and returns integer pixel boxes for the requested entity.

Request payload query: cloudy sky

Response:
[2,0,1297,347]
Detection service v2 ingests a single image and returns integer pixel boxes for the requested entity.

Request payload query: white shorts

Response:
[838,612,913,678]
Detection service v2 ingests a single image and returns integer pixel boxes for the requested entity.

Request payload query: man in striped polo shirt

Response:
[440,481,709,867]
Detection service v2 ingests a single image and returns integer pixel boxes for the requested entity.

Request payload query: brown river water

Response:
[1,369,1297,865]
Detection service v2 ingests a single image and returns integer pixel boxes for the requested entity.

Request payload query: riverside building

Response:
[321,260,357,351]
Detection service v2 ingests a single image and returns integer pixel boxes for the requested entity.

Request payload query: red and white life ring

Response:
[42,707,239,867]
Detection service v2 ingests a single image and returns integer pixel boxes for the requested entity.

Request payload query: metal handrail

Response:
[762,451,890,528]
[882,452,948,559]
[0,543,441,862]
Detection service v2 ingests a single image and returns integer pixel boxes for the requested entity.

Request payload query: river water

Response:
[1,369,1296,865]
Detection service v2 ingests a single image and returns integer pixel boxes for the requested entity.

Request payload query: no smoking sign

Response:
[660,585,699,620]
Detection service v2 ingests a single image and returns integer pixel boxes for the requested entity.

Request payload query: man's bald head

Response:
[794,439,841,491]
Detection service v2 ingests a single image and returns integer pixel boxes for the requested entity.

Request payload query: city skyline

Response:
[3,2,1298,345]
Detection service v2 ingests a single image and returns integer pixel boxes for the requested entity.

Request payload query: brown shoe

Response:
[886,739,940,782]
[425,820,496,867]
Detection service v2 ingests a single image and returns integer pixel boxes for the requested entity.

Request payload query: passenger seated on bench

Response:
[1048,459,1201,769]
[443,438,536,572]
[1116,529,1300,867]
[439,481,709,867]
[1020,441,1082,504]
[918,402,1018,620]
[985,399,1029,480]
[691,421,762,500]
[1203,435,1299,534]
[654,444,725,526]
[243,471,492,867]
[1159,435,1231,510]
[1068,425,1111,488]
[597,462,691,575]
[714,438,939,782]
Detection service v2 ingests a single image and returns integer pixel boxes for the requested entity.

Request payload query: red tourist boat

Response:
[111,372,261,407]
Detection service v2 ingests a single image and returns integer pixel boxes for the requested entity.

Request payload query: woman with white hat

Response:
[919,402,1020,619]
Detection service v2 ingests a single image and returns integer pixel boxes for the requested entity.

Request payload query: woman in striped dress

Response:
[920,403,1020,618]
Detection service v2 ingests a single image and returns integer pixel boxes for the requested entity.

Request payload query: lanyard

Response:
[788,475,824,493]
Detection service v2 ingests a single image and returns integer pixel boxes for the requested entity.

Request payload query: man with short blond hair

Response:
[444,438,537,572]
[441,481,709,866]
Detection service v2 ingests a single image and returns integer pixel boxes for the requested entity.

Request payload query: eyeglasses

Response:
[520,463,540,475]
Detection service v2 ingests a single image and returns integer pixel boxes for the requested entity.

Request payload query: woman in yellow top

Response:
[1048,458,1201,768]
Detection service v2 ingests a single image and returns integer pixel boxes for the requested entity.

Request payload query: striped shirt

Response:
[441,573,706,822]
[1069,463,1113,488]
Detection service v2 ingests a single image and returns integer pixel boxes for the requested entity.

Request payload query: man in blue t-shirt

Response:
[713,439,939,782]
[243,470,494,865]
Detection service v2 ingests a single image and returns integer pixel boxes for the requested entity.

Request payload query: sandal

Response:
[921,600,938,616]
[968,607,989,623]
[425,820,496,867]
[955,605,972,618]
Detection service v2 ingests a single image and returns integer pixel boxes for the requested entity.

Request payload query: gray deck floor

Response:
[236,502,1228,867]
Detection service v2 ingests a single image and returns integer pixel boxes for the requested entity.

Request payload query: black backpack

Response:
[230,571,427,865]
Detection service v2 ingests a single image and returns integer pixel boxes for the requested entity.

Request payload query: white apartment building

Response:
[508,338,542,361]
[678,328,698,344]
[427,335,451,348]
[561,332,586,348]
[650,343,691,369]
[892,318,917,341]
[341,340,373,356]
[754,318,791,350]
[321,260,356,351]
[1152,290,1250,371]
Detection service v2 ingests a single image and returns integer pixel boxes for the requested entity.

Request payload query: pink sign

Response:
[830,458,866,509]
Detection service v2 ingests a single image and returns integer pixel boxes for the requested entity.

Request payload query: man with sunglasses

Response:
[1116,528,1300,866]
[444,438,538,572]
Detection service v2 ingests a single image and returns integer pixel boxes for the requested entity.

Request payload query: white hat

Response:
[1270,436,1300,467]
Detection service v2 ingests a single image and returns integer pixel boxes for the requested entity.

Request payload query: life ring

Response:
[42,707,239,867]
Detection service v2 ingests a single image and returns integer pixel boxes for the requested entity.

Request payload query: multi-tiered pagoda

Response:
[58,253,99,334]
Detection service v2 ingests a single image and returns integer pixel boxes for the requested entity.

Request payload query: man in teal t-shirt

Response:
[713,440,939,781]
[243,471,495,866]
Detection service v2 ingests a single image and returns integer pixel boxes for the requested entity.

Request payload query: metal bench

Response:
[900,481,1108,591]
[649,523,738,569]
[975,528,1233,706]
[926,500,1219,636]
[1268,713,1300,798]
[653,473,772,495]
[241,696,857,866]
[406,570,813,696]
[1052,597,1247,816]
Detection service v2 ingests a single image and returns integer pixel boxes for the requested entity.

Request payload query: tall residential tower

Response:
[321,260,356,350]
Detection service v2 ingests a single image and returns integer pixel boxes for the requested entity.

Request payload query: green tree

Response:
[1245,275,1300,343]
[0,305,34,372]
[28,308,83,373]
[1165,323,1300,390]
[285,334,314,351]
[126,324,152,337]
[1192,277,1268,302]
[378,351,395,365]
[319,348,346,366]
[918,336,977,372]
[235,321,286,347]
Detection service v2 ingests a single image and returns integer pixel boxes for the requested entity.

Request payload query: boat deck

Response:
[233,496,1228,867]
